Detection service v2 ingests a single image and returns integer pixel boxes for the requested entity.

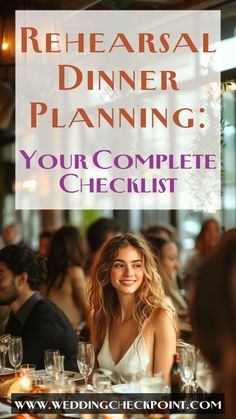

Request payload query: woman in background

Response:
[88,233,177,383]
[147,236,190,339]
[147,237,187,316]
[184,218,221,299]
[43,226,89,331]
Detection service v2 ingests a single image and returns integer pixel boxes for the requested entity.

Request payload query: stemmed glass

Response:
[196,350,215,393]
[0,334,11,373]
[180,344,196,392]
[77,342,95,392]
[8,336,23,377]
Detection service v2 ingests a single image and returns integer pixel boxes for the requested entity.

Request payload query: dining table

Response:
[0,369,196,419]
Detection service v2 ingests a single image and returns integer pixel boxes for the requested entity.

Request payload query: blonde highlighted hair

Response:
[88,233,174,355]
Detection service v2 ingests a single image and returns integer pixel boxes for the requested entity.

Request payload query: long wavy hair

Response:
[88,233,172,355]
[46,226,86,292]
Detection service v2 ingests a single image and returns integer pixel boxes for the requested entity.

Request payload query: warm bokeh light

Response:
[2,41,9,50]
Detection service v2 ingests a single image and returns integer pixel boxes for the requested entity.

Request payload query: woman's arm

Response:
[153,308,177,383]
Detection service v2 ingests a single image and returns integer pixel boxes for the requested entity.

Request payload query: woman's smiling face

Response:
[110,245,144,296]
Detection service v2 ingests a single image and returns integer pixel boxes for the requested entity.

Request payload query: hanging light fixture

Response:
[0,10,15,131]
[0,13,15,81]
[1,15,15,59]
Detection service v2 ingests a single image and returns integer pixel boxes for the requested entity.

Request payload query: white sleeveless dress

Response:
[97,331,149,378]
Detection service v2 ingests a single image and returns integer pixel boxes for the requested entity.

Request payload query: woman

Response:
[147,236,190,340]
[43,226,89,330]
[147,236,187,316]
[88,233,177,383]
[184,218,221,298]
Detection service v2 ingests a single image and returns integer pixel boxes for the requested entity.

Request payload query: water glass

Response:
[19,364,36,391]
[44,349,60,377]
[21,363,36,371]
[92,369,112,392]
[53,353,65,383]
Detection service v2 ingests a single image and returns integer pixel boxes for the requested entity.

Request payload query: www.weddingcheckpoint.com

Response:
[11,393,224,415]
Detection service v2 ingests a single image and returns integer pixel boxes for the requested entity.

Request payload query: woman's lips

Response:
[119,280,136,286]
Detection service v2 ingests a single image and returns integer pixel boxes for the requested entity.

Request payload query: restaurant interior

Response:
[0,0,236,417]
[0,0,235,248]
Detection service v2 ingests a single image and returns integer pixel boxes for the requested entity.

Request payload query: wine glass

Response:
[8,336,23,376]
[180,344,196,392]
[77,342,95,391]
[196,350,215,393]
[44,349,60,377]
[0,334,11,373]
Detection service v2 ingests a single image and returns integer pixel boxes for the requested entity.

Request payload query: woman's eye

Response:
[133,264,142,269]
[113,263,123,268]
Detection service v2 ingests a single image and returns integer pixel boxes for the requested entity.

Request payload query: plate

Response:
[0,370,14,377]
[112,384,140,393]
[35,370,83,381]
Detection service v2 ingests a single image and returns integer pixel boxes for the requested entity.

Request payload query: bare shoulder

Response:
[69,266,88,310]
[150,306,175,322]
[149,307,176,335]
[68,265,85,282]
[68,265,84,276]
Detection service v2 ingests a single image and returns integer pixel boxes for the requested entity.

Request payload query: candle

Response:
[19,372,32,391]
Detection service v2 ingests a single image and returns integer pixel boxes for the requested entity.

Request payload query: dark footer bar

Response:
[11,393,224,415]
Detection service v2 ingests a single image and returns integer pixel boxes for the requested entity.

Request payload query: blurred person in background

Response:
[42,226,89,333]
[184,218,221,299]
[141,221,177,242]
[147,236,189,337]
[38,231,53,259]
[191,234,236,419]
[2,223,24,246]
[85,217,122,275]
[195,218,221,255]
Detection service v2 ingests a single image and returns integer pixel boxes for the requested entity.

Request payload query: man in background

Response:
[0,245,78,370]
